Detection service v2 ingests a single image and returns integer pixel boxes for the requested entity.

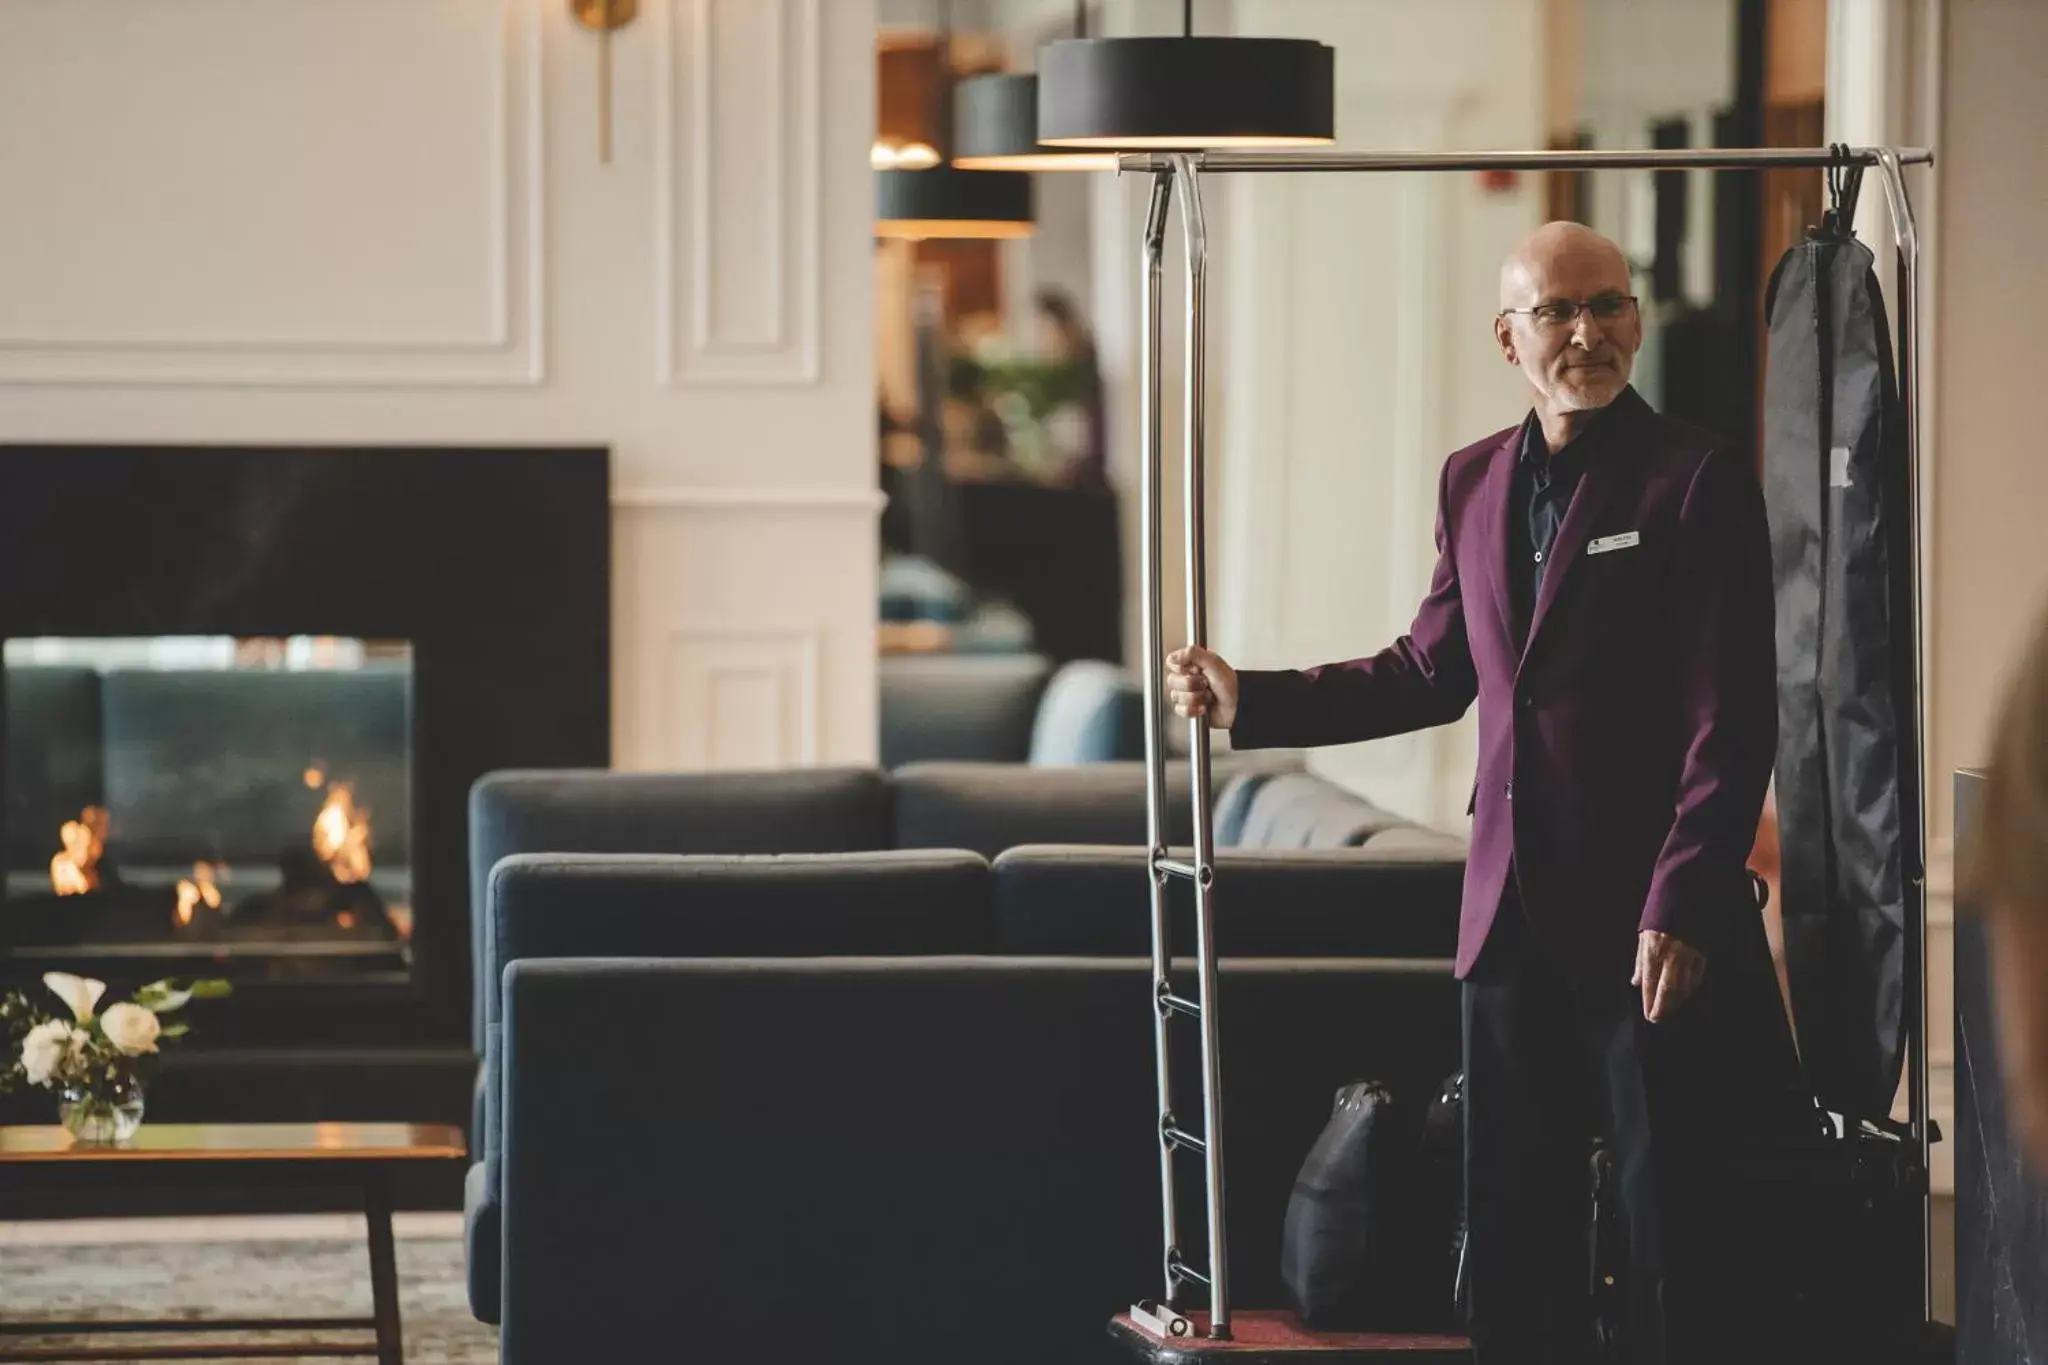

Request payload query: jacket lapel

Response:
[1481,426,1522,653]
[1519,387,1647,667]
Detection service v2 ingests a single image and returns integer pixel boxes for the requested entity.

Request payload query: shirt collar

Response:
[1517,383,1639,476]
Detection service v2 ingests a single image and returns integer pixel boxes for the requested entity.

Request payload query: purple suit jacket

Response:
[1232,387,1776,984]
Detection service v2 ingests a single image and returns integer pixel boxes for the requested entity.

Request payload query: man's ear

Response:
[1494,315,1517,366]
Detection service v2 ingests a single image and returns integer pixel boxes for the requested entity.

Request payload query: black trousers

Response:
[1462,895,1754,1365]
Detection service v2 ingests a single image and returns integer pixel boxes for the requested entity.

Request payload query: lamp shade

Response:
[952,72,1118,171]
[1037,37,1335,149]
[876,166,1035,240]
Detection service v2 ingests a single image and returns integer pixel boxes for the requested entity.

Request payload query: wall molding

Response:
[612,486,885,511]
[662,624,822,768]
[654,0,823,387]
[0,0,546,388]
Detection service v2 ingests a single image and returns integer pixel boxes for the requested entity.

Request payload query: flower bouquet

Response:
[1,973,231,1143]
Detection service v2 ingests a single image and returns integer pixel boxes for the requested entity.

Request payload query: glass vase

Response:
[58,1075,146,1145]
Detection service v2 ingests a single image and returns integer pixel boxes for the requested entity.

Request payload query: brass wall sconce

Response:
[571,0,637,164]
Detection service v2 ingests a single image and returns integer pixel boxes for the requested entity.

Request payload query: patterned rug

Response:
[0,1230,497,1363]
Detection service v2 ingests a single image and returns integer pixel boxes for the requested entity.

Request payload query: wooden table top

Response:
[0,1122,465,1163]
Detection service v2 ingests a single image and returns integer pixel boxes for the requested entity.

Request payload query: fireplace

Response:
[0,445,607,1125]
[7,634,417,981]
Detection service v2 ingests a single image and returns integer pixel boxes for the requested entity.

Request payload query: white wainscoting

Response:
[662,625,823,769]
[0,0,545,386]
[611,490,881,771]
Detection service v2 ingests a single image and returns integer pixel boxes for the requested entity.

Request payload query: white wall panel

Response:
[0,0,545,385]
[655,0,822,385]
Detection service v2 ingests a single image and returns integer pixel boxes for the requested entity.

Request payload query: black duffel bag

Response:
[1279,1079,1458,1330]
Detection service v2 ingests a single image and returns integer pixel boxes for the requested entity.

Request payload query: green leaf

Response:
[186,979,233,1000]
[157,1022,190,1039]
[133,984,193,1013]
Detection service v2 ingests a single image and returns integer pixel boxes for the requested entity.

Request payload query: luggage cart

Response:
[1113,144,1938,1361]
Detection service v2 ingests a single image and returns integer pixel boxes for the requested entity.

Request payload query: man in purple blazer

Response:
[1168,222,1777,1364]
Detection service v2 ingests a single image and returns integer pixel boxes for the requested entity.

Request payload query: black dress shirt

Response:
[1507,411,1602,646]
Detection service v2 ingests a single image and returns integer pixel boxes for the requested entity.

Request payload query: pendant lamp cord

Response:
[1183,0,1193,36]
[1074,0,1086,39]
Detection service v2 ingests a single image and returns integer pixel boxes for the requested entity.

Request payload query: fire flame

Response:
[312,781,372,884]
[175,861,223,926]
[303,766,325,790]
[50,806,109,896]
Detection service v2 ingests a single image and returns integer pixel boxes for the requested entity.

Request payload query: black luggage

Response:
[1278,1080,1457,1331]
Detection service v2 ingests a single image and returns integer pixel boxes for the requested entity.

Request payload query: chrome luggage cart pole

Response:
[1133,154,1233,1343]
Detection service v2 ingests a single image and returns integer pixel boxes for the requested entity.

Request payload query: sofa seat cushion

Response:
[992,845,1465,959]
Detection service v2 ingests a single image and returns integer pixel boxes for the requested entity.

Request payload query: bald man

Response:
[1169,223,1778,1363]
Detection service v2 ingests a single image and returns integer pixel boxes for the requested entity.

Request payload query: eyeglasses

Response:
[1497,293,1639,328]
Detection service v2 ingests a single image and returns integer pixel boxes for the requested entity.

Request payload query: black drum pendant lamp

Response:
[875,166,1033,239]
[1037,0,1334,150]
[876,3,1033,239]
[952,2,1116,172]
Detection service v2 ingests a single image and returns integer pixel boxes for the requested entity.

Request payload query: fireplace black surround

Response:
[0,445,608,1132]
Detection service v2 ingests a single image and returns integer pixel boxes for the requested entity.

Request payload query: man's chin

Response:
[1552,371,1626,411]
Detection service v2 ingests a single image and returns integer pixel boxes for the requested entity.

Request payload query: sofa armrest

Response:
[463,1160,500,1325]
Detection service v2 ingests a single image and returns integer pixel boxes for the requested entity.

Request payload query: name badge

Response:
[1587,531,1640,556]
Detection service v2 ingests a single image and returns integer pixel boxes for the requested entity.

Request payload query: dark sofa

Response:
[499,956,1461,1364]
[463,760,1470,1341]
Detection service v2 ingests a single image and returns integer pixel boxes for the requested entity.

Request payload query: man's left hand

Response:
[1632,931,1706,1022]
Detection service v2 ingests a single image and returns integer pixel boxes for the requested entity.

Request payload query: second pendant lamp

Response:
[1037,1,1334,151]
[951,2,1116,172]
[875,5,1033,239]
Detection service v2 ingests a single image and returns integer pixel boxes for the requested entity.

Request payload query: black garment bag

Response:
[1761,196,1919,1124]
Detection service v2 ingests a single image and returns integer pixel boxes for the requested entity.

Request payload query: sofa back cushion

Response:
[1026,660,1144,766]
[479,849,990,1218]
[891,761,1193,858]
[992,845,1465,959]
[1218,770,1466,853]
[879,652,1051,768]
[485,850,991,1034]
[498,955,1462,1362]
[466,767,891,1045]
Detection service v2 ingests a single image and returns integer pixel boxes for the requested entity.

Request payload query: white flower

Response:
[21,1020,83,1087]
[100,1003,161,1057]
[43,972,106,1023]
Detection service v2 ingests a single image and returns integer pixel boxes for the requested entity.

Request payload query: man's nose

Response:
[1569,311,1603,348]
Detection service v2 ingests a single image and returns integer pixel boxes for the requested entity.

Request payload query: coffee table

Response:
[0,1122,466,1363]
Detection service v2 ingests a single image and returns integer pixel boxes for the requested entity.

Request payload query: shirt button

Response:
[1533,550,1545,563]
[1521,695,1534,709]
